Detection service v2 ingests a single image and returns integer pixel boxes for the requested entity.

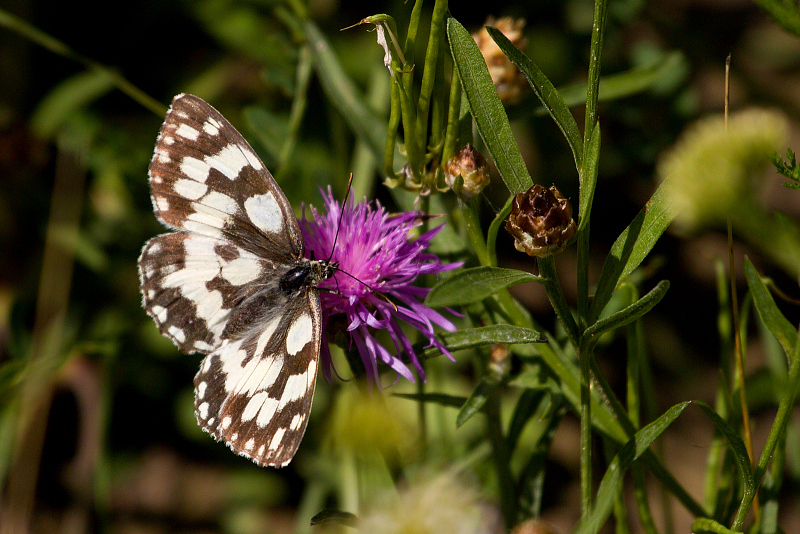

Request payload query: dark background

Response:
[1,0,799,533]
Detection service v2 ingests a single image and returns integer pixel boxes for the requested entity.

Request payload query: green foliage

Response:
[2,0,800,533]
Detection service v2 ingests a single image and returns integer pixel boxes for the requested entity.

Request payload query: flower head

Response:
[505,184,576,257]
[301,189,460,385]
[445,144,490,198]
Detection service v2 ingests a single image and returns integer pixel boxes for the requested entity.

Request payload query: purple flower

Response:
[300,189,460,385]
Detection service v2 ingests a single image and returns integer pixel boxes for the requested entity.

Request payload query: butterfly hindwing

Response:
[139,231,282,353]
[194,289,321,467]
[138,94,327,467]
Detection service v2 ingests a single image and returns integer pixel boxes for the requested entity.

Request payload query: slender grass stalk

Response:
[0,9,165,116]
[279,44,313,168]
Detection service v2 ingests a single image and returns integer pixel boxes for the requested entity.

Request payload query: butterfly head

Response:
[279,258,338,294]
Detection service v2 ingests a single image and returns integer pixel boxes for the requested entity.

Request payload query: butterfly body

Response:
[138,94,327,467]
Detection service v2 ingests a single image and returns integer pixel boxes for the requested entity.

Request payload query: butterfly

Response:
[138,94,336,467]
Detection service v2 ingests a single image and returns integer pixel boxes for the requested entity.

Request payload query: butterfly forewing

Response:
[138,93,324,467]
[149,94,302,257]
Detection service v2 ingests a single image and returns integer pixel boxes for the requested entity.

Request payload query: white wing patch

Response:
[286,313,313,355]
[244,192,284,234]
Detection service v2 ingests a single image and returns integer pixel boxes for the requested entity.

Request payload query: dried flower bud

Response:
[473,17,528,104]
[445,144,490,197]
[505,184,576,257]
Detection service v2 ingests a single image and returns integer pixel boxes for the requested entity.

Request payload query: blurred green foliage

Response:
[1,1,800,533]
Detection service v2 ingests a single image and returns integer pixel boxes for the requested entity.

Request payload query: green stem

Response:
[583,0,608,143]
[486,392,517,528]
[442,57,462,166]
[385,78,402,178]
[414,0,448,156]
[538,257,580,349]
[459,195,491,267]
[732,328,800,530]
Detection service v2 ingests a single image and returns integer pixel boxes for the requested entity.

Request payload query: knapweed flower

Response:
[505,184,576,257]
[301,189,460,385]
[445,144,490,198]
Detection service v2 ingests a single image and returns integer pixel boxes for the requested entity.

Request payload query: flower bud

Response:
[505,184,576,257]
[473,17,528,104]
[445,144,490,197]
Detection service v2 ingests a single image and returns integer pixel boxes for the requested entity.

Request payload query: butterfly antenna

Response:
[334,268,398,312]
[327,173,354,263]
[325,174,397,312]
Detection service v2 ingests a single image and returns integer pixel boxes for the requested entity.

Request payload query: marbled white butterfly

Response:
[138,94,335,467]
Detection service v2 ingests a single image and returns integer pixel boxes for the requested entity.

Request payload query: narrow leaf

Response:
[456,373,502,427]
[530,51,687,115]
[589,179,676,323]
[694,401,754,497]
[579,122,601,231]
[691,518,742,534]
[426,266,542,307]
[582,280,670,349]
[418,325,545,360]
[744,257,798,359]
[310,509,359,527]
[31,69,115,139]
[574,402,691,534]
[485,25,583,171]
[447,17,532,195]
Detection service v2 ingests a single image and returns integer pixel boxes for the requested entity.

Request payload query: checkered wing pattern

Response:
[138,94,323,467]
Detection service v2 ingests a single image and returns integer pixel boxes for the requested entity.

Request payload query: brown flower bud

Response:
[505,184,576,257]
[444,144,490,197]
[473,17,528,104]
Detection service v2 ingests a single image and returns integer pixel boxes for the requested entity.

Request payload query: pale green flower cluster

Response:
[358,472,496,534]
[659,108,788,233]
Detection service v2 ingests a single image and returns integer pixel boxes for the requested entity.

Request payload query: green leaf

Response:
[505,388,549,447]
[310,509,359,527]
[582,280,669,350]
[694,401,754,495]
[485,25,583,171]
[745,257,799,359]
[508,365,561,392]
[691,518,742,534]
[30,69,115,139]
[418,325,545,360]
[425,266,543,307]
[547,51,688,113]
[589,179,676,323]
[574,401,692,534]
[579,122,601,231]
[456,372,502,427]
[447,17,532,195]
